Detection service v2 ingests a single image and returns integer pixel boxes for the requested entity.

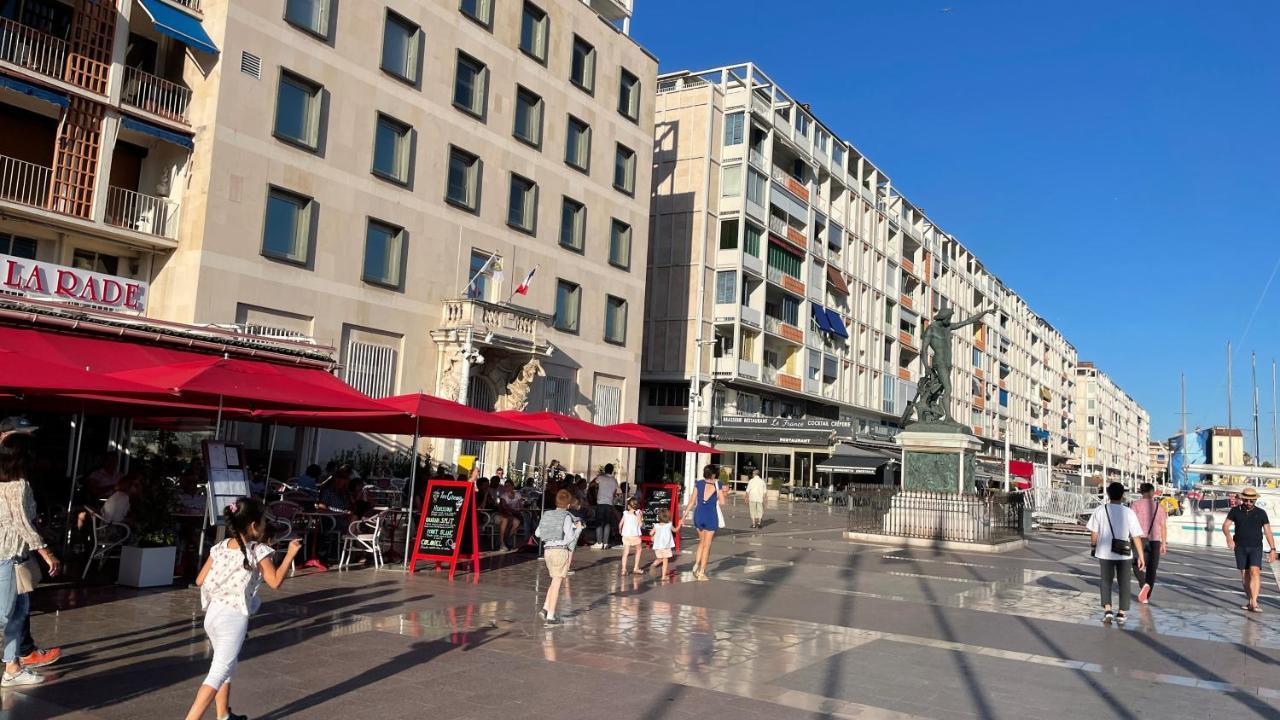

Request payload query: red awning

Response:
[826,265,850,295]
[254,393,554,440]
[0,348,176,399]
[1009,460,1035,479]
[607,423,716,453]
[493,411,643,447]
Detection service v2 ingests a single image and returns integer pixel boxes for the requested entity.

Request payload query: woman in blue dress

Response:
[683,465,723,581]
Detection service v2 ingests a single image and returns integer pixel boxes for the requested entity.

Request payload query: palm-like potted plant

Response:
[118,474,181,588]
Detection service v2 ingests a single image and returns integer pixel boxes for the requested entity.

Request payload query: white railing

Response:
[121,66,192,124]
[0,154,51,209]
[170,0,204,11]
[748,148,765,170]
[763,365,778,384]
[768,214,787,236]
[104,186,179,239]
[0,17,66,81]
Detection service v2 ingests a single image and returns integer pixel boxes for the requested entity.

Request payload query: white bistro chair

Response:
[339,511,386,570]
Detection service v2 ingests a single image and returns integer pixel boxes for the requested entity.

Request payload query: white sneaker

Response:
[2,667,44,687]
[590,543,605,549]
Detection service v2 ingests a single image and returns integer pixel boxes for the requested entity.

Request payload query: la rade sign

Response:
[2,254,147,313]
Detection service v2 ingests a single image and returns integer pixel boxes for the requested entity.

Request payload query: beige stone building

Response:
[1208,426,1246,484]
[0,0,654,473]
[1148,440,1169,483]
[1074,362,1150,483]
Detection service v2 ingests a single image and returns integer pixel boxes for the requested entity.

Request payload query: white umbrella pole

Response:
[61,409,86,554]
[263,422,278,501]
[402,416,422,572]
[214,396,224,440]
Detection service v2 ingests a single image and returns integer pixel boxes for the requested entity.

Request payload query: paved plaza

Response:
[6,500,1280,719]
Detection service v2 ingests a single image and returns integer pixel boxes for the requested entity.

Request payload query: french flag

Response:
[515,266,537,296]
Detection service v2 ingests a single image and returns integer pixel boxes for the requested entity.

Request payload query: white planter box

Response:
[117,545,176,588]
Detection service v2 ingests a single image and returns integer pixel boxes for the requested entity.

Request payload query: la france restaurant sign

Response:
[2,254,147,313]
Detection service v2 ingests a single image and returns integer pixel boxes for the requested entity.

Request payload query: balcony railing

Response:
[105,186,179,239]
[122,66,192,124]
[770,165,809,204]
[0,17,66,81]
[0,154,51,209]
[171,0,204,11]
[764,315,803,344]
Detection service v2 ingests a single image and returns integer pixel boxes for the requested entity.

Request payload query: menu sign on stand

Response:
[408,479,479,581]
[639,482,682,554]
[198,440,250,557]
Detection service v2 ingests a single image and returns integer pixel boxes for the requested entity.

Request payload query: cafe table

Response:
[296,509,347,571]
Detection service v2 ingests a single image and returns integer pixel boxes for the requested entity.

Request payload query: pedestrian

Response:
[0,428,64,687]
[683,465,723,581]
[1222,486,1277,613]
[647,509,675,580]
[1087,482,1146,625]
[1132,482,1168,603]
[535,490,583,626]
[618,498,644,575]
[746,469,767,529]
[184,498,301,720]
[591,464,620,549]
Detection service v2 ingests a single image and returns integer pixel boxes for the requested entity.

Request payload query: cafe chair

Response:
[338,511,386,570]
[83,510,130,579]
[267,501,305,575]
[477,509,499,551]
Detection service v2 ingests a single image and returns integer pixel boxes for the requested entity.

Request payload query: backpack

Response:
[537,509,568,543]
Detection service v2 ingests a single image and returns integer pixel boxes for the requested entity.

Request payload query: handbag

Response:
[1103,505,1131,557]
[14,555,41,594]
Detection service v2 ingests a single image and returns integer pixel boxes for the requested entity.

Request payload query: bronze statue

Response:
[912,307,993,427]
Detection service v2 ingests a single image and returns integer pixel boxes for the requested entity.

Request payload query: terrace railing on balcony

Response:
[121,66,192,124]
[0,154,51,209]
[0,17,66,81]
[171,0,203,11]
[105,186,179,239]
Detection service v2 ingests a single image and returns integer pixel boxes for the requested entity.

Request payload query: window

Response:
[453,52,488,118]
[648,384,687,408]
[766,244,802,279]
[445,147,481,211]
[362,219,405,288]
[466,250,495,300]
[724,112,744,146]
[0,234,37,259]
[719,218,739,249]
[345,339,398,398]
[459,0,493,27]
[570,35,595,92]
[715,270,736,304]
[780,295,800,325]
[721,164,742,196]
[381,10,421,84]
[618,68,640,120]
[285,0,329,37]
[554,280,581,332]
[609,219,631,269]
[604,295,627,344]
[560,197,585,252]
[519,2,548,62]
[507,174,537,234]
[613,143,635,194]
[746,168,766,205]
[274,71,322,149]
[71,249,118,275]
[832,144,845,167]
[565,116,591,171]
[261,187,312,264]
[744,221,762,256]
[513,86,544,147]
[371,114,411,183]
[593,382,623,425]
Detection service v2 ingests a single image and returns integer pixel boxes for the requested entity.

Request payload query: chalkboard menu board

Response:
[639,483,681,553]
[408,479,480,580]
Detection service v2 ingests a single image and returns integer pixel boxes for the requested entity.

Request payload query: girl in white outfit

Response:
[185,498,300,720]
[619,498,644,575]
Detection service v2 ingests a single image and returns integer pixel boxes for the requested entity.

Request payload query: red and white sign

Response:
[1,254,147,313]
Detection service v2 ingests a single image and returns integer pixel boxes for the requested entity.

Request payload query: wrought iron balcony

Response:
[122,66,192,124]
[105,186,179,239]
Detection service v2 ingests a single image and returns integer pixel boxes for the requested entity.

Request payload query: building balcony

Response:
[765,266,806,296]
[737,358,760,379]
[899,293,913,310]
[748,147,766,171]
[740,304,762,328]
[104,186,179,240]
[122,66,192,125]
[0,17,66,86]
[167,0,204,11]
[763,365,803,392]
[764,315,804,344]
[438,298,550,353]
[0,154,51,211]
[770,165,809,204]
[898,331,918,353]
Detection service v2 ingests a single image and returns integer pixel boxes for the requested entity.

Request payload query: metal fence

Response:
[846,486,1024,545]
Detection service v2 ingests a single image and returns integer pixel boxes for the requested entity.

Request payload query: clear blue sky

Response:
[633,0,1280,454]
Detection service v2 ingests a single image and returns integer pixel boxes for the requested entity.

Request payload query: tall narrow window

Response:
[519,2,549,62]
[274,71,322,150]
[565,116,591,171]
[715,270,736,304]
[285,0,329,37]
[560,197,585,252]
[554,280,581,332]
[371,114,411,183]
[363,219,405,288]
[604,296,627,344]
[724,112,744,145]
[719,218,739,250]
[507,174,537,234]
[613,143,635,194]
[445,147,481,212]
[609,219,631,270]
[570,35,595,93]
[262,187,312,264]
[618,68,640,121]
[467,250,495,301]
[744,221,763,256]
[453,52,488,118]
[746,168,766,205]
[721,165,742,196]
[459,0,493,27]
[513,86,544,147]
[381,10,421,84]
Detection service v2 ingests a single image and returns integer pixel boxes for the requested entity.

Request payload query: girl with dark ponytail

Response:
[185,498,300,720]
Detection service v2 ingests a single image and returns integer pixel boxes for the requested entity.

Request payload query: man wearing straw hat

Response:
[1223,486,1277,613]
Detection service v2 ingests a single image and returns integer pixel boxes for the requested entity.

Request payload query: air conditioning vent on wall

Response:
[240,51,262,79]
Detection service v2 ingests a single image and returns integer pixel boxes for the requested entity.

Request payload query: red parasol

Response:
[0,348,176,399]
[606,423,717,453]
[491,411,643,446]
[252,393,553,440]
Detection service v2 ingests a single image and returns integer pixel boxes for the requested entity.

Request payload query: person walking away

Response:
[1222,486,1277,613]
[535,490,583,626]
[647,509,676,580]
[591,464,620,549]
[1132,482,1168,603]
[618,498,644,575]
[1087,482,1146,625]
[0,429,63,687]
[185,498,301,720]
[683,465,723,581]
[746,470,767,529]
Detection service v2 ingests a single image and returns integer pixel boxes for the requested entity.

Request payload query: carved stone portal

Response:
[496,358,544,411]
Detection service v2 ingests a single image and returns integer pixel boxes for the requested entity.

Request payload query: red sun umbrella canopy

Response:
[492,411,643,446]
[0,348,176,399]
[606,423,717,453]
[253,393,554,440]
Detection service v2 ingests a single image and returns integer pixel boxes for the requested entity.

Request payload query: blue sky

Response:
[633,0,1280,452]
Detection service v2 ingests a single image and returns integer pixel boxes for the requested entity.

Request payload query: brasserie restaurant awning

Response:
[253,393,554,440]
[817,444,896,475]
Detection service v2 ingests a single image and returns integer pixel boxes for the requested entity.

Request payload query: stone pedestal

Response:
[898,429,984,494]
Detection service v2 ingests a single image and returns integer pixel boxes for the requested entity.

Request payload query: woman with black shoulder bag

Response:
[1087,482,1146,625]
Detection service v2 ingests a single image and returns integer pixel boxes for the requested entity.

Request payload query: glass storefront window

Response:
[766,452,791,488]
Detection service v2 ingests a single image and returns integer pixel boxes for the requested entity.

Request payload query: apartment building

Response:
[0,0,653,471]
[1074,362,1150,482]
[1148,440,1169,483]
[1208,426,1246,484]
[643,64,1080,488]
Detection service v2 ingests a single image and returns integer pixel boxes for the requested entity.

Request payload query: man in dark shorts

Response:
[1222,486,1277,613]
